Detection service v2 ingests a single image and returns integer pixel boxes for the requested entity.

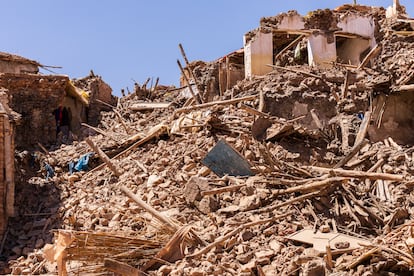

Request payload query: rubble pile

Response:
[1,3,414,276]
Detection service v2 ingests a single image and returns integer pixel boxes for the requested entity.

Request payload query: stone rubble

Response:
[1,3,414,276]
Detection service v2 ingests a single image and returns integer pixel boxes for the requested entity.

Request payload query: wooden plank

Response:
[104,258,141,276]
[130,102,172,111]
[398,84,414,92]
[354,111,372,147]
[201,139,254,177]
[174,95,257,114]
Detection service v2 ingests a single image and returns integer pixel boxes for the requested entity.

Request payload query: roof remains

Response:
[0,51,41,67]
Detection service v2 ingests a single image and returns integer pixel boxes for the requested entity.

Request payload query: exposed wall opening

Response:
[218,50,245,95]
[273,33,308,66]
[368,92,414,145]
[335,35,370,66]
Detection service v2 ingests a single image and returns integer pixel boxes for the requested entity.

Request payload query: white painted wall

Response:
[338,14,376,48]
[307,34,337,67]
[244,32,273,78]
[277,14,305,30]
[337,37,370,65]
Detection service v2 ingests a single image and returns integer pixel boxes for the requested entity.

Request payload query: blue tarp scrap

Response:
[69,152,94,174]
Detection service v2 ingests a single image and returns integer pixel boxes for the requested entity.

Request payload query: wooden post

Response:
[85,138,122,177]
[0,114,5,232]
[3,115,14,217]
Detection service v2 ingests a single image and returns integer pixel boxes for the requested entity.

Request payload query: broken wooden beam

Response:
[175,95,257,114]
[398,84,414,92]
[273,177,348,196]
[354,111,372,147]
[37,142,50,156]
[179,43,203,101]
[334,139,368,169]
[86,124,168,175]
[307,166,404,181]
[177,59,202,104]
[357,44,382,70]
[114,111,131,135]
[339,117,350,153]
[85,138,122,177]
[130,102,172,111]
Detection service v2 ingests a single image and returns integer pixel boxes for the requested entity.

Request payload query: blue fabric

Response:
[70,152,94,174]
[44,163,54,180]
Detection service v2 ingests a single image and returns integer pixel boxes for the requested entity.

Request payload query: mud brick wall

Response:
[0,102,15,238]
[87,78,113,126]
[0,73,68,148]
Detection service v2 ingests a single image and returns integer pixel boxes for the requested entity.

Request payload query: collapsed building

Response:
[3,1,414,275]
[186,0,414,147]
[0,53,115,241]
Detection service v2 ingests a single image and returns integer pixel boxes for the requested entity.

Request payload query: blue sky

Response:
[0,1,411,96]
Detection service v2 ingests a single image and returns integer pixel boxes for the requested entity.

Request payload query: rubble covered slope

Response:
[3,3,414,276]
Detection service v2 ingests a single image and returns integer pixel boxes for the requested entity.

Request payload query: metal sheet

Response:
[201,139,254,177]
